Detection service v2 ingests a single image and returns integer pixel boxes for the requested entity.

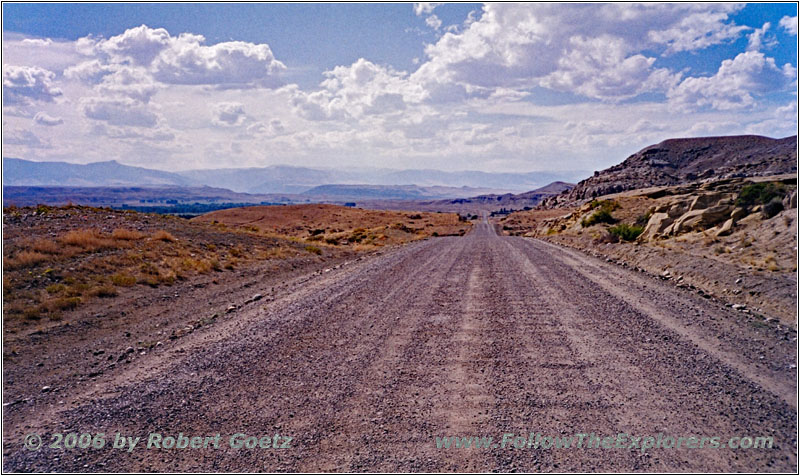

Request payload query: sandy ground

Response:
[3,220,796,472]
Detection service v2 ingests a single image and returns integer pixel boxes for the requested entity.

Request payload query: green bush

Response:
[589,199,620,211]
[635,211,652,227]
[581,209,616,227]
[736,182,786,208]
[305,245,322,255]
[608,223,644,242]
[762,196,784,218]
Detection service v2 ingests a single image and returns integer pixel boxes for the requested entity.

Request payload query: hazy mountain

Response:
[4,158,588,194]
[178,166,352,194]
[302,184,502,200]
[175,165,586,193]
[3,158,196,187]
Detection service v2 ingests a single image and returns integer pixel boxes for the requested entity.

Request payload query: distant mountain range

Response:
[3,158,195,188]
[2,158,588,195]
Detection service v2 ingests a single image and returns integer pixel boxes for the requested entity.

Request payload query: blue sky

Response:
[2,3,797,173]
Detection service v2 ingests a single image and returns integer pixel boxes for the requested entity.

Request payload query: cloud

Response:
[97,66,160,102]
[411,4,747,101]
[212,102,247,126]
[747,22,776,51]
[425,15,442,30]
[291,58,419,120]
[96,25,172,65]
[152,37,286,87]
[779,16,797,36]
[413,3,440,16]
[91,123,175,142]
[21,38,53,47]
[4,128,50,148]
[648,9,748,54]
[2,65,63,106]
[33,112,64,126]
[540,35,680,101]
[668,51,793,111]
[64,60,115,83]
[81,97,160,127]
[74,25,286,89]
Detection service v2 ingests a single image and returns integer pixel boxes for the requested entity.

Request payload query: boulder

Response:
[667,201,690,218]
[730,207,748,222]
[715,218,735,237]
[689,193,723,211]
[641,212,673,240]
[673,204,733,234]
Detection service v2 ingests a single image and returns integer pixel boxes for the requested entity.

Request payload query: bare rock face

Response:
[673,204,733,234]
[715,218,735,237]
[545,135,797,207]
[641,212,673,240]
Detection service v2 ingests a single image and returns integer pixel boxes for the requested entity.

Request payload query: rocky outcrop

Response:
[543,135,797,208]
[640,176,797,241]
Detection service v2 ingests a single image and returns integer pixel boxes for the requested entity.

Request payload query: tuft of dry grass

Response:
[88,285,118,298]
[59,229,116,251]
[29,238,62,255]
[112,228,145,240]
[5,251,49,270]
[152,230,177,242]
[111,273,137,287]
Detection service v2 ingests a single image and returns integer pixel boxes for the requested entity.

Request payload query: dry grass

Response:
[112,228,145,240]
[5,251,49,270]
[152,230,177,242]
[29,238,62,254]
[111,273,137,287]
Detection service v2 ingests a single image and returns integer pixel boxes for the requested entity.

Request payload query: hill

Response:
[301,184,500,200]
[3,158,196,187]
[546,135,797,206]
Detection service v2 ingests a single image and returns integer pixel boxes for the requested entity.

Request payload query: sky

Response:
[2,3,798,174]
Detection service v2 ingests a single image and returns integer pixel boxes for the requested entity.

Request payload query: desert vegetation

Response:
[2,206,328,325]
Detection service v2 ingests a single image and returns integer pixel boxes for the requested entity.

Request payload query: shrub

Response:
[46,283,67,294]
[89,285,118,298]
[308,228,325,236]
[49,297,81,311]
[608,223,644,242]
[581,209,616,227]
[589,199,620,211]
[111,273,137,287]
[305,245,322,255]
[736,182,786,208]
[762,197,784,218]
[635,212,652,227]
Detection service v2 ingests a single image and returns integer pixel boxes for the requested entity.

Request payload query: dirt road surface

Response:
[3,219,796,472]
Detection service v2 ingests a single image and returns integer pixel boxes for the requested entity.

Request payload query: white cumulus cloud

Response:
[779,16,797,36]
[668,51,794,111]
[2,65,63,106]
[33,112,64,126]
[81,97,160,127]
[212,102,247,126]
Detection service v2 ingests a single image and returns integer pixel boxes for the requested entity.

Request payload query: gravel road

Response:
[4,219,796,472]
